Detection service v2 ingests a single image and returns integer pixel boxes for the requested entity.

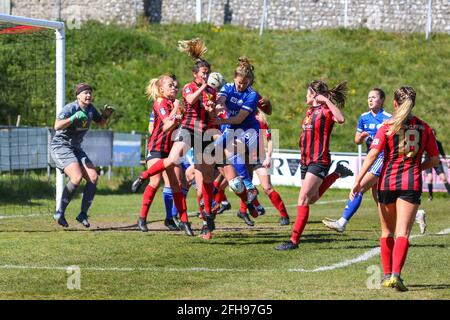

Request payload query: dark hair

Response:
[308,80,347,109]
[234,57,255,85]
[75,83,92,96]
[371,87,385,101]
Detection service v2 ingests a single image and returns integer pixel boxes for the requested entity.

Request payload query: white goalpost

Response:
[0,13,65,211]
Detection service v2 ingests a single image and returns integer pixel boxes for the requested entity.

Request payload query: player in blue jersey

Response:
[323,88,391,232]
[51,83,114,228]
[213,57,264,220]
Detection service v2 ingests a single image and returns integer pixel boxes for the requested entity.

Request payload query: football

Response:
[207,72,226,90]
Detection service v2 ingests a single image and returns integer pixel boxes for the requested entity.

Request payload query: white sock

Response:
[337,217,348,227]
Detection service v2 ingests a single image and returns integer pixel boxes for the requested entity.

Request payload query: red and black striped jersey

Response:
[181,82,216,132]
[256,116,271,161]
[371,116,439,191]
[299,104,335,166]
[147,98,174,154]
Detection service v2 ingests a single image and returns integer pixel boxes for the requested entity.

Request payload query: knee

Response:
[298,194,310,206]
[88,172,98,184]
[71,174,83,186]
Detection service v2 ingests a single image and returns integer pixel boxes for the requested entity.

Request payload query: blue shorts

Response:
[368,153,384,177]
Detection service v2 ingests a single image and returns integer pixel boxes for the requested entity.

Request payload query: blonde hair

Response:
[235,57,255,85]
[178,38,210,72]
[145,74,171,101]
[386,86,416,136]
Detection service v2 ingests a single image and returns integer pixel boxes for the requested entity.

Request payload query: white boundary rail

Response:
[0,14,65,211]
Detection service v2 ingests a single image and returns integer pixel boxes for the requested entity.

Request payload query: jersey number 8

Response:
[397,129,420,158]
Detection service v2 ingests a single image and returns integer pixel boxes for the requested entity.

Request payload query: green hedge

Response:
[2,21,449,151]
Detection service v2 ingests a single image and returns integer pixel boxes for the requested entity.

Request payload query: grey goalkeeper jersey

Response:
[52,101,102,148]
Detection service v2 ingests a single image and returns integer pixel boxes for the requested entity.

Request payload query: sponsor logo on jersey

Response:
[230,97,238,103]
[372,138,380,146]
[160,108,167,116]
[369,123,376,129]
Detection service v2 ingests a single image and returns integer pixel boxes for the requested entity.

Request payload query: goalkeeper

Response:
[50,83,115,228]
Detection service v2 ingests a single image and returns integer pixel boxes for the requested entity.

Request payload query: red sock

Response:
[141,159,166,180]
[392,236,409,275]
[140,185,157,219]
[173,192,188,223]
[202,182,214,214]
[219,190,227,202]
[290,205,309,244]
[236,189,248,204]
[268,190,288,218]
[240,199,247,212]
[380,237,395,275]
[318,172,339,198]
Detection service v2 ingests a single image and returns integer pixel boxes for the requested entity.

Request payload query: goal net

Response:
[0,14,65,219]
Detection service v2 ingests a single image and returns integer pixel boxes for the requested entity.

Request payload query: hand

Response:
[349,182,362,201]
[360,131,370,140]
[314,94,330,105]
[262,157,271,169]
[205,100,215,113]
[258,96,272,115]
[102,104,116,118]
[69,110,88,123]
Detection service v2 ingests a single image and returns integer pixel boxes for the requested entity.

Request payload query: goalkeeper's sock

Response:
[58,181,79,214]
[80,182,97,214]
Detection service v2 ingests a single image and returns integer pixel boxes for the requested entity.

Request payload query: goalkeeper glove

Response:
[69,110,88,123]
[102,104,116,119]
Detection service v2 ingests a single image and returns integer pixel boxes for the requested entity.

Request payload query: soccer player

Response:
[275,80,354,251]
[213,57,266,222]
[322,88,391,232]
[350,86,440,291]
[136,74,192,234]
[237,108,290,226]
[51,83,114,228]
[424,129,450,201]
[132,38,222,239]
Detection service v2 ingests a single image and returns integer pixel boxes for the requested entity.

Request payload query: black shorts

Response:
[425,162,445,175]
[377,190,422,205]
[173,127,216,163]
[300,163,331,180]
[145,150,169,162]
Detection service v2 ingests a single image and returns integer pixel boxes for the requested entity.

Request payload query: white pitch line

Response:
[0,227,447,274]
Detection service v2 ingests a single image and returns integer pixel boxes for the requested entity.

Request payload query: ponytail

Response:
[234,56,255,85]
[178,38,211,72]
[386,86,416,136]
[146,74,171,101]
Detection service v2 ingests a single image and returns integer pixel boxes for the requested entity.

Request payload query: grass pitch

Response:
[0,183,448,300]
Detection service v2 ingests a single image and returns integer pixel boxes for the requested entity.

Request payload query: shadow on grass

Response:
[408,284,450,291]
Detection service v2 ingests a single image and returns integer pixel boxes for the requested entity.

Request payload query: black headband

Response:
[76,84,92,96]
